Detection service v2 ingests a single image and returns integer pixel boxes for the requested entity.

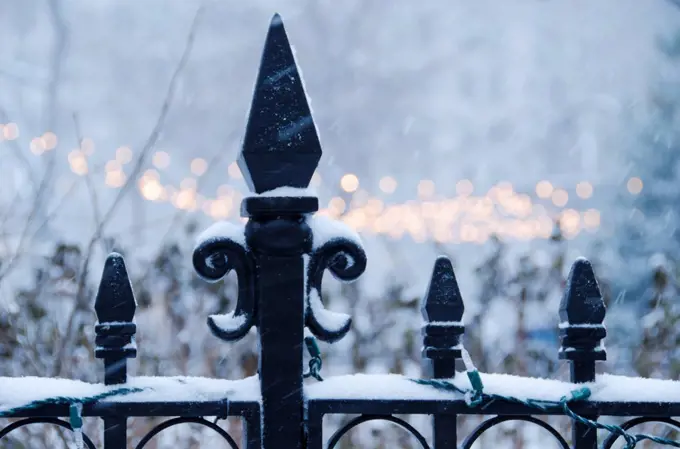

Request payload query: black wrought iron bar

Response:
[94,253,137,449]
[422,256,464,449]
[0,401,257,418]
[559,259,607,449]
[306,399,680,418]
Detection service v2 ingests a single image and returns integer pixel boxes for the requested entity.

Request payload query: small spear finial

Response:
[421,256,465,378]
[94,252,137,384]
[559,257,606,327]
[94,252,136,323]
[421,256,464,323]
[559,257,607,370]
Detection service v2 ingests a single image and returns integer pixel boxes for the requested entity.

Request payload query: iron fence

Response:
[1,13,680,449]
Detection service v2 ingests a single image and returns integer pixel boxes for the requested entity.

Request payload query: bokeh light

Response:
[551,189,568,207]
[153,151,170,169]
[576,181,593,199]
[627,177,643,195]
[340,173,359,193]
[536,180,553,199]
[379,176,397,194]
[191,158,208,176]
[116,146,133,164]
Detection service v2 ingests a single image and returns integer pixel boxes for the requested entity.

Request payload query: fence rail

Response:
[2,13,680,449]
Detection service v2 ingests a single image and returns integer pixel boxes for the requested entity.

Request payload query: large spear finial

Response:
[238,13,322,194]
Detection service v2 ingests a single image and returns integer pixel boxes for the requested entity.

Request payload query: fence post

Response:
[422,256,464,449]
[240,14,320,449]
[95,252,137,449]
[558,258,606,449]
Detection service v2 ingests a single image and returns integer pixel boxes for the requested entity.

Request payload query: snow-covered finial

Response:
[94,252,137,385]
[421,256,464,323]
[94,252,136,324]
[560,258,606,327]
[558,258,607,381]
[238,12,322,194]
[421,256,465,379]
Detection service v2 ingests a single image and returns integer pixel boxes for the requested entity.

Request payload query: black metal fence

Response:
[2,13,680,449]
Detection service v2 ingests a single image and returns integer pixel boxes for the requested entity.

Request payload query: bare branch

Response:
[96,6,203,231]
[0,108,36,189]
[0,0,68,282]
[138,141,232,282]
[72,113,103,227]
[50,7,204,377]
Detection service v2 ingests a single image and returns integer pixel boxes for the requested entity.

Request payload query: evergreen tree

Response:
[634,254,680,378]
[616,30,680,300]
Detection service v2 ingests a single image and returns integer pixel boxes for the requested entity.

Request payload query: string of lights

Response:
[1,123,646,244]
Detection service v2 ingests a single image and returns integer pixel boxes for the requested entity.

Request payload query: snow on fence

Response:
[2,12,680,449]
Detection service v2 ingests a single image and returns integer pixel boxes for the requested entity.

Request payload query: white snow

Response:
[308,288,351,333]
[558,322,606,329]
[0,376,260,412]
[648,253,669,270]
[306,374,464,400]
[305,372,680,403]
[246,186,317,198]
[3,371,680,412]
[195,221,246,248]
[122,376,259,402]
[307,215,362,250]
[461,347,477,372]
[209,312,247,332]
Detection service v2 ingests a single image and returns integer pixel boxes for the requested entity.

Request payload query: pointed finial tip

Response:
[270,13,283,27]
[435,255,452,265]
[573,256,592,267]
[431,255,454,277]
[105,252,127,272]
[422,255,463,321]
[96,251,136,322]
[569,257,596,281]
[107,251,124,262]
[560,256,605,325]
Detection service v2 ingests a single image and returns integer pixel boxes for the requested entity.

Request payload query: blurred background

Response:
[1,0,680,447]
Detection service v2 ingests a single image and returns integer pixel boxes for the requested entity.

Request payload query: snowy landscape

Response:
[2,0,680,448]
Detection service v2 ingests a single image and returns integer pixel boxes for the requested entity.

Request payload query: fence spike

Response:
[421,256,464,323]
[559,257,607,373]
[422,256,464,448]
[560,257,605,327]
[238,12,322,194]
[94,252,137,387]
[559,259,606,449]
[94,252,137,324]
[421,256,464,373]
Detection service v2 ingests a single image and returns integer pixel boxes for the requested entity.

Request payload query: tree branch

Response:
[50,6,204,377]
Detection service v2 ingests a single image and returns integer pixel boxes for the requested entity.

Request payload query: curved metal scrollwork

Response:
[193,229,256,342]
[135,417,239,449]
[326,414,430,449]
[602,416,680,449]
[0,417,97,449]
[461,415,569,449]
[306,237,367,342]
